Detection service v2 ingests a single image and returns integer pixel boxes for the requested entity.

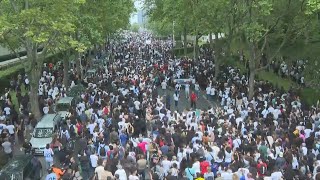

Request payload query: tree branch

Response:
[2,35,23,62]
[258,17,281,42]
[255,32,288,72]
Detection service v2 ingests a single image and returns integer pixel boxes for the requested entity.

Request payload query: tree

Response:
[234,0,313,100]
[131,23,140,33]
[145,0,195,56]
[55,0,134,87]
[196,0,238,79]
[0,0,84,118]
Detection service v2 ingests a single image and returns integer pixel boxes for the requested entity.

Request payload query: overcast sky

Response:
[130,0,144,24]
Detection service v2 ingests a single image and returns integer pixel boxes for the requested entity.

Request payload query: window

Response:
[56,103,70,111]
[34,128,53,138]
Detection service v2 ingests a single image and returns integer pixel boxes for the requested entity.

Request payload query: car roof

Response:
[57,97,74,104]
[0,155,32,177]
[87,69,96,73]
[36,114,59,128]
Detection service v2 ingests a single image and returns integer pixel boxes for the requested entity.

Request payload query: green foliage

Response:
[131,23,140,33]
[306,0,320,14]
[67,84,86,97]
[146,20,173,36]
[173,47,194,56]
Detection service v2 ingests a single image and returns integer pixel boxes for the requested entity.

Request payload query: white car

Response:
[55,97,75,120]
[30,114,61,155]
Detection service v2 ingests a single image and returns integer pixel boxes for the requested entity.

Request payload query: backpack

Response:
[106,118,112,127]
[100,145,106,156]
[70,125,76,136]
[206,175,214,180]
[240,174,246,180]
[107,150,114,159]
[211,163,219,176]
[259,164,267,175]
[242,138,249,149]
[60,131,68,145]
[67,140,75,150]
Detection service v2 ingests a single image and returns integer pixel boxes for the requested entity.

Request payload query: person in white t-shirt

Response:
[161,81,167,90]
[3,106,10,116]
[210,86,215,101]
[90,151,99,170]
[206,85,211,100]
[43,144,54,170]
[24,77,30,90]
[185,83,190,99]
[115,164,127,180]
[161,156,172,176]
[194,82,200,97]
[129,169,139,180]
[271,169,283,180]
[43,105,49,115]
[5,123,15,138]
[173,91,179,108]
[87,122,97,135]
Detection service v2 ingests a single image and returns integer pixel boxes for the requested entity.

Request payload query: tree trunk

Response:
[93,44,98,58]
[214,33,220,79]
[27,47,43,119]
[183,25,187,56]
[75,51,81,79]
[209,33,213,45]
[195,35,199,59]
[248,43,257,101]
[63,51,69,89]
[248,70,255,100]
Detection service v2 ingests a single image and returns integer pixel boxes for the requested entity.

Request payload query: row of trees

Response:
[145,0,320,100]
[0,0,135,118]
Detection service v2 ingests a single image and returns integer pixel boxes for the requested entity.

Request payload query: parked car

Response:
[55,97,75,120]
[86,69,97,78]
[0,154,42,180]
[30,114,61,155]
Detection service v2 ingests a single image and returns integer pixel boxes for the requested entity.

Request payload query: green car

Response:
[0,155,42,180]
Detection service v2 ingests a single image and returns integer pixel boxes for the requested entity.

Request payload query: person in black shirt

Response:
[22,139,32,154]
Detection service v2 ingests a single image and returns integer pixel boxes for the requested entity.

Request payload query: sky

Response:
[130,0,144,24]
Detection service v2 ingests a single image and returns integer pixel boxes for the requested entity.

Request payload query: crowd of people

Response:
[270,59,306,86]
[1,31,320,180]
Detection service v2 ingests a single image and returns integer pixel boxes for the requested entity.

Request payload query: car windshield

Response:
[56,103,70,111]
[86,70,96,77]
[34,128,53,138]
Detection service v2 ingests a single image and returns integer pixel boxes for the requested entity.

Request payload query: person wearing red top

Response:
[137,138,148,154]
[256,159,268,177]
[190,91,197,109]
[200,157,210,175]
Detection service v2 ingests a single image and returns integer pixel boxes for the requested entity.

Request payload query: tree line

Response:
[0,0,135,118]
[145,0,320,100]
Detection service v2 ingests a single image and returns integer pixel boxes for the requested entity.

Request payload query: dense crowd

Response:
[1,31,320,180]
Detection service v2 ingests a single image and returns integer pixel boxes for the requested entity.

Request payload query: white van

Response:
[30,114,61,155]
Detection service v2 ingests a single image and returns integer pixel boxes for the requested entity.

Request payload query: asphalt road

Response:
[11,87,218,180]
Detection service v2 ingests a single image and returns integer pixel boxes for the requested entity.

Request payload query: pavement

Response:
[157,86,218,111]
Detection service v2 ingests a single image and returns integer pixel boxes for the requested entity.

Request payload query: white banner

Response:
[174,78,195,84]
